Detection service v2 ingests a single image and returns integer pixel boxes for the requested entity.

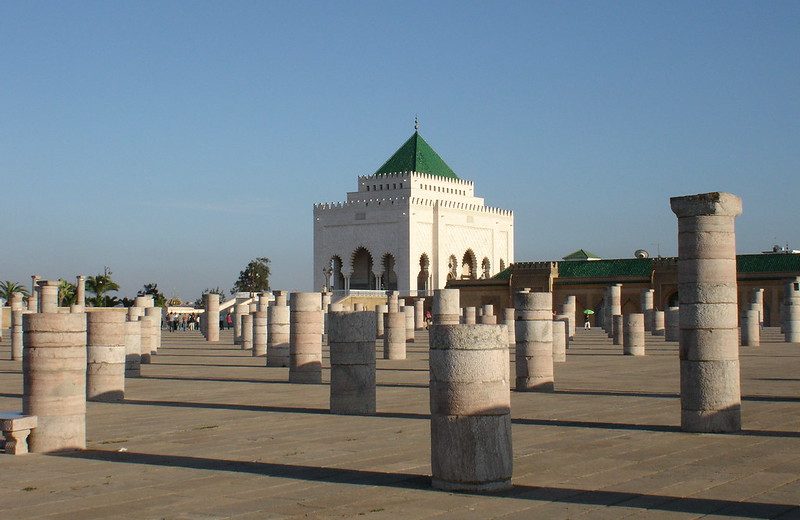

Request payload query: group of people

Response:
[166,312,200,332]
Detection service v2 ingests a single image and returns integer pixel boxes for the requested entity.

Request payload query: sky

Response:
[2,1,799,301]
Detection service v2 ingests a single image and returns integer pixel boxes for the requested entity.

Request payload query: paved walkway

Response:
[1,327,799,519]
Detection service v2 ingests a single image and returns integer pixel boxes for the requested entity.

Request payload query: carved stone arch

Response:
[480,257,491,279]
[461,249,477,280]
[328,255,345,290]
[447,254,458,281]
[417,253,431,291]
[350,246,376,290]
[380,252,398,291]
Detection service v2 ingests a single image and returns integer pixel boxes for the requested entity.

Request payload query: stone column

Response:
[241,313,253,351]
[784,277,800,343]
[387,291,399,313]
[514,291,554,392]
[480,304,496,325]
[671,192,742,433]
[429,324,512,492]
[414,298,425,330]
[375,304,388,339]
[138,314,154,364]
[253,310,267,357]
[134,295,154,308]
[612,315,623,346]
[267,291,290,367]
[665,306,680,342]
[741,308,760,347]
[145,307,161,356]
[383,310,406,360]
[563,295,577,339]
[653,310,665,336]
[329,311,376,415]
[10,293,24,360]
[554,313,570,351]
[608,284,621,338]
[289,292,323,383]
[233,302,248,345]
[39,280,58,313]
[464,307,477,325]
[204,293,220,342]
[433,289,460,325]
[641,289,655,331]
[23,312,87,452]
[29,275,40,312]
[504,308,515,344]
[124,318,142,378]
[86,311,126,401]
[403,305,415,342]
[76,275,86,308]
[623,313,645,356]
[751,288,764,327]
[552,319,566,362]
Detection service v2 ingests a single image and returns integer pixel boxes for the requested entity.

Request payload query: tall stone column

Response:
[233,302,248,345]
[383,310,406,360]
[784,277,800,343]
[480,304,496,325]
[432,289,460,325]
[665,306,680,342]
[641,289,655,331]
[612,314,624,346]
[144,307,161,356]
[514,291,554,392]
[86,311,126,401]
[139,314,155,364]
[23,312,87,452]
[623,314,645,356]
[124,318,142,377]
[267,291,290,367]
[429,324,512,492]
[289,292,323,383]
[403,305,415,342]
[552,319,566,362]
[563,295,577,339]
[76,275,86,308]
[671,192,742,433]
[10,293,24,360]
[608,284,621,338]
[329,311,376,415]
[253,310,267,357]
[504,308,515,344]
[414,298,425,330]
[741,308,760,347]
[30,275,40,312]
[464,307,477,325]
[375,304,388,339]
[241,313,253,351]
[204,293,220,342]
[751,288,764,327]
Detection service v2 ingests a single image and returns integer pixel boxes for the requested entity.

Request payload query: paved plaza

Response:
[1,328,799,519]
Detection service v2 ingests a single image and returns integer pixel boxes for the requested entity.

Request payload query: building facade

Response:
[313,130,514,294]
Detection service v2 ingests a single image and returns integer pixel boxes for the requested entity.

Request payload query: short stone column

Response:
[27,292,38,313]
[76,275,86,308]
[144,307,161,355]
[11,293,25,360]
[741,308,760,347]
[134,295,154,308]
[403,305,415,342]
[552,319,566,362]
[23,312,87,452]
[652,310,665,336]
[665,306,680,342]
[504,308,515,344]
[253,310,267,357]
[612,314,623,346]
[233,303,248,345]
[641,289,655,331]
[39,280,59,313]
[205,293,220,342]
[784,277,800,343]
[289,292,323,383]
[514,291,554,392]
[267,291,290,367]
[623,313,645,355]
[671,192,742,433]
[429,324,512,492]
[329,311,376,415]
[414,298,425,330]
[383,310,406,360]
[464,307,477,325]
[386,291,399,313]
[480,304,496,325]
[241,313,253,351]
[375,304,388,339]
[86,311,126,401]
[124,318,142,377]
[433,289,460,325]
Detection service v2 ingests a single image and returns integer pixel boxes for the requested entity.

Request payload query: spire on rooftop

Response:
[373,129,459,179]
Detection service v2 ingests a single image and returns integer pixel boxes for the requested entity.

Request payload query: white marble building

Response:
[313,130,514,294]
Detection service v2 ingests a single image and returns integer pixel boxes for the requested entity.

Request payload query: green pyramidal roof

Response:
[373,132,459,179]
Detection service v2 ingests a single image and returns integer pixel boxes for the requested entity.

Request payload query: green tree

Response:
[0,281,28,305]
[195,286,226,307]
[138,283,166,307]
[58,279,77,307]
[232,257,271,294]
[85,270,120,307]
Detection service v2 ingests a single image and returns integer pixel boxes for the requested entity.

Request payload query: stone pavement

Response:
[1,327,799,519]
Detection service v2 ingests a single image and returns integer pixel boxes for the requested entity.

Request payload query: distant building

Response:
[313,129,514,294]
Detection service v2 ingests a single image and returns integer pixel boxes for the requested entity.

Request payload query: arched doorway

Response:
[447,255,458,281]
[461,249,477,280]
[382,253,398,291]
[667,291,679,308]
[329,256,345,290]
[350,247,375,290]
[481,257,491,279]
[499,259,506,272]
[417,254,430,291]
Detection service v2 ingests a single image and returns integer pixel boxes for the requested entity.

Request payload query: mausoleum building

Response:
[313,130,514,294]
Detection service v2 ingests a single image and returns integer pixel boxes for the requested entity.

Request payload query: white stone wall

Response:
[314,172,513,293]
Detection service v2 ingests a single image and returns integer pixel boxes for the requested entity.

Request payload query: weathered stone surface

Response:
[552,319,566,362]
[204,293,220,342]
[86,311,126,402]
[433,289,460,325]
[623,313,645,356]
[329,311,376,415]
[741,309,760,347]
[253,311,267,357]
[652,310,665,336]
[514,291,554,392]
[289,292,322,384]
[123,319,141,378]
[267,291,290,367]
[665,306,680,342]
[383,311,406,360]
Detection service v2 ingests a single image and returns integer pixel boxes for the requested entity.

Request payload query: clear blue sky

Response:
[2,1,798,301]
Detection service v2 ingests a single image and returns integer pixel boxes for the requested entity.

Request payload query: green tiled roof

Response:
[737,253,800,273]
[563,249,601,261]
[558,258,653,278]
[373,132,458,179]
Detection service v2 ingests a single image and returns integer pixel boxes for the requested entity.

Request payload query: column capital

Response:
[670,192,742,218]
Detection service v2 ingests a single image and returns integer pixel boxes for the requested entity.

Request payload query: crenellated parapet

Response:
[409,197,513,216]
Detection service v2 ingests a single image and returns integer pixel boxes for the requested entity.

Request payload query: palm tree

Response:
[85,273,120,307]
[58,279,77,307]
[0,281,28,305]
